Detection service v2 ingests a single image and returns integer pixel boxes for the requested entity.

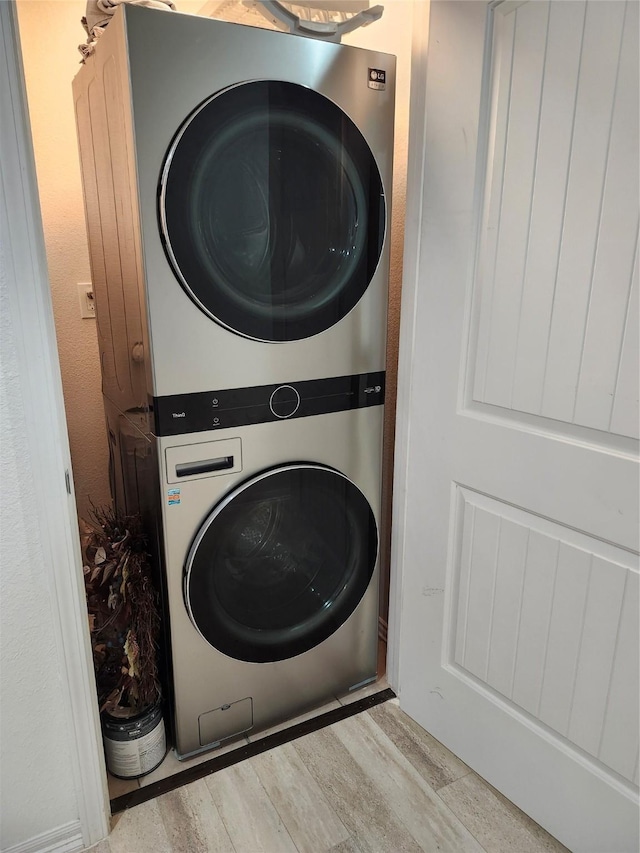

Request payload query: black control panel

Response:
[152,372,385,437]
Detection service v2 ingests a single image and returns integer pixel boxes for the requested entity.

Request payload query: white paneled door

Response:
[393,2,639,851]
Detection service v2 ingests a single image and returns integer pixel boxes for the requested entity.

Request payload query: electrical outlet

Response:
[78,282,95,319]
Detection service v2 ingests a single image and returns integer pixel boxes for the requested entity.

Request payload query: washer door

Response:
[184,464,378,663]
[160,81,385,342]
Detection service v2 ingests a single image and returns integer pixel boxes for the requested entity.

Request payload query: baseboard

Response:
[378,616,388,643]
[1,821,85,853]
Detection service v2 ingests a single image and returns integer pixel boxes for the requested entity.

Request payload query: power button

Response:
[269,385,300,419]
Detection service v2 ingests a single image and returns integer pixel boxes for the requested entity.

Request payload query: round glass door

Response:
[160,81,385,342]
[184,465,378,662]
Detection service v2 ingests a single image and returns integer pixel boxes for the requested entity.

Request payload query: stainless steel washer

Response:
[106,379,385,758]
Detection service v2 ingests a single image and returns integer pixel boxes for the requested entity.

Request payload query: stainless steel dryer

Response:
[106,375,385,758]
[73,5,395,428]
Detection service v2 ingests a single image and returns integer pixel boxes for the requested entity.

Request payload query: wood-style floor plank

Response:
[251,741,351,853]
[157,779,236,852]
[293,725,424,852]
[100,697,566,853]
[437,772,570,853]
[331,713,485,853]
[108,798,173,853]
[367,700,471,790]
[328,838,366,852]
[205,758,298,853]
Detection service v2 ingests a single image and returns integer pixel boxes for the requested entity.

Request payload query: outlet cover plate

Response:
[78,282,95,319]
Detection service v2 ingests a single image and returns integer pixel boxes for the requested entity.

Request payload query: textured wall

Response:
[0,258,79,850]
[16,0,110,523]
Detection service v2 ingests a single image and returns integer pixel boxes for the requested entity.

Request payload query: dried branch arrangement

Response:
[81,506,161,718]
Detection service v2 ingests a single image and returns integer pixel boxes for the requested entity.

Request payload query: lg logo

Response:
[368,68,386,90]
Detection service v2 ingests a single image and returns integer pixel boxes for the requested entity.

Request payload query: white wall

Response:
[16,0,110,523]
[0,14,78,847]
[1,5,108,848]
[0,258,79,852]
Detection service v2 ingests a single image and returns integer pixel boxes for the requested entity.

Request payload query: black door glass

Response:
[160,81,385,342]
[185,465,378,662]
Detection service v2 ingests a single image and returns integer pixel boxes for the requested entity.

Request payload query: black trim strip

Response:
[110,687,395,814]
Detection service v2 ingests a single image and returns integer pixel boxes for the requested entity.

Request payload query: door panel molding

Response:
[447,486,638,785]
[466,0,639,441]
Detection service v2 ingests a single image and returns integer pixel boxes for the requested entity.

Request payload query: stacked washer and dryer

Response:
[74,4,395,759]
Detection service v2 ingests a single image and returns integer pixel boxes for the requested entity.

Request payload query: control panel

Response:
[153,371,385,437]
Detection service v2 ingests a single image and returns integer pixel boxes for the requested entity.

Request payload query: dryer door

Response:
[160,81,385,342]
[184,464,378,662]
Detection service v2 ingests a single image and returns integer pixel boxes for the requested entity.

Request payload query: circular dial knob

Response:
[269,385,300,419]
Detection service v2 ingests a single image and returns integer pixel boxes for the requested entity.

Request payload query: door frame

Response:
[1,2,110,846]
[387,0,431,692]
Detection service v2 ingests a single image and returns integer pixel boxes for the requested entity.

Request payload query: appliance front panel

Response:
[123,6,395,395]
[158,406,383,756]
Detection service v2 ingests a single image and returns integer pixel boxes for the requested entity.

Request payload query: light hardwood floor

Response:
[95,699,568,853]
